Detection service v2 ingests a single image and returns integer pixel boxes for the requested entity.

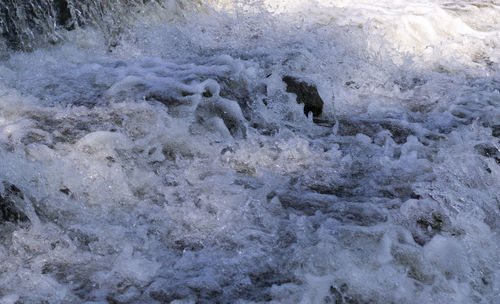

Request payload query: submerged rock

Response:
[282,76,324,117]
[0,183,30,224]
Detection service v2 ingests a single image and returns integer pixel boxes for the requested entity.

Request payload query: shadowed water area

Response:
[0,0,499,303]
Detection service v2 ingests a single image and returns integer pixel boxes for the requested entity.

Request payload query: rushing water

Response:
[0,0,499,303]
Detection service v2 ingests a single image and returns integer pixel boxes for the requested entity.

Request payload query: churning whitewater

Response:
[0,0,499,303]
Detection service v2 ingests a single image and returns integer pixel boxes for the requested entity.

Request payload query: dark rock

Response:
[492,125,500,138]
[474,143,500,164]
[0,183,30,224]
[282,76,324,117]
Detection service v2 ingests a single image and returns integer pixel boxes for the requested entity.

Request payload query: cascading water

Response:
[0,0,197,49]
[0,0,499,303]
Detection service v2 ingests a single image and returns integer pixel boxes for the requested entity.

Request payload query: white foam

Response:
[0,0,499,302]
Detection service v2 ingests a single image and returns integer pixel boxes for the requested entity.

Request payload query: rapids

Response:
[0,0,499,303]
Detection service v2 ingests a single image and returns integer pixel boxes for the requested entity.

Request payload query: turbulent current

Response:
[0,0,499,303]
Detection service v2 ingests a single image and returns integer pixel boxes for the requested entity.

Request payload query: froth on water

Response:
[0,0,499,303]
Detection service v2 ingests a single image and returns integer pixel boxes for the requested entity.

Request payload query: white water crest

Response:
[0,0,499,303]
